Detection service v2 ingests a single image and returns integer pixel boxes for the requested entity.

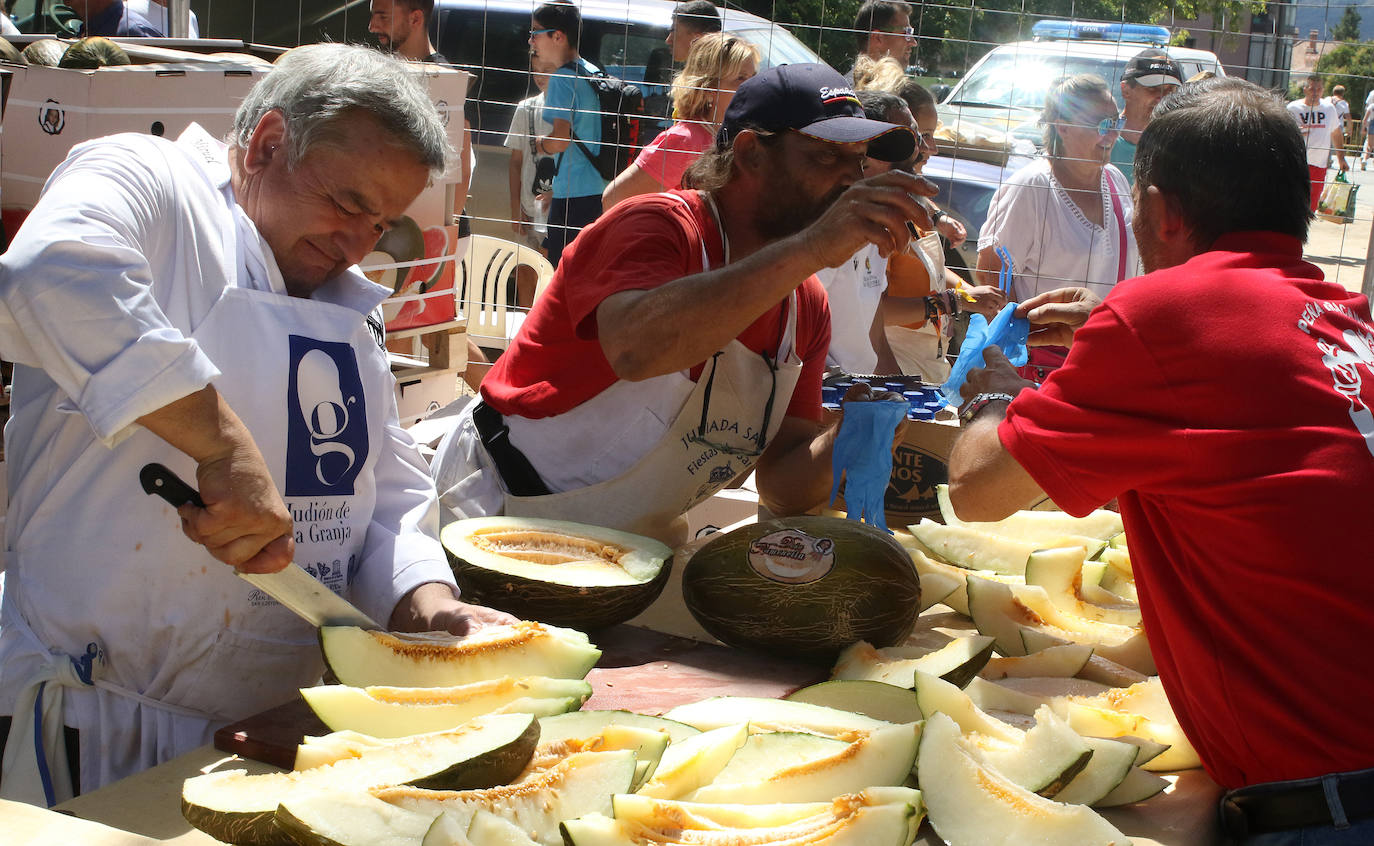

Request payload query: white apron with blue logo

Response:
[0,149,395,801]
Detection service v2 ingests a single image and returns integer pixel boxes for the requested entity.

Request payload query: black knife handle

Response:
[140,463,206,509]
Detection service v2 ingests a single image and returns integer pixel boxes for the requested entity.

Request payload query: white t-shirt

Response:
[977,157,1137,302]
[1289,99,1342,169]
[815,243,887,374]
[504,93,553,221]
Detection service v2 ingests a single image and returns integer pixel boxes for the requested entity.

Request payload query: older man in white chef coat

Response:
[0,44,511,806]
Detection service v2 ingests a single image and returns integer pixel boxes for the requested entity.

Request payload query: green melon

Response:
[441,517,672,631]
[681,517,921,664]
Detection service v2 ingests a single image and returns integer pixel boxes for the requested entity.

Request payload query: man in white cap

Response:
[1110,49,1182,185]
[435,63,929,546]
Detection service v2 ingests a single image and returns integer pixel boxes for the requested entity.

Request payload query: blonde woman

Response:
[602,32,758,209]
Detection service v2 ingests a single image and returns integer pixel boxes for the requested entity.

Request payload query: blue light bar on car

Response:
[1030,20,1171,45]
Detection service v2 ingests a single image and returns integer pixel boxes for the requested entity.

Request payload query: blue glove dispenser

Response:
[829,399,908,533]
[940,302,1030,405]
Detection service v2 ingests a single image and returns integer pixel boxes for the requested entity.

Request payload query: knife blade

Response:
[139,462,381,630]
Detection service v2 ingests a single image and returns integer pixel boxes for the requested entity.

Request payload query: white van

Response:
[938,20,1226,148]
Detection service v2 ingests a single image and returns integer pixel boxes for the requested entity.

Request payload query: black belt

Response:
[1219,766,1374,839]
[470,400,551,498]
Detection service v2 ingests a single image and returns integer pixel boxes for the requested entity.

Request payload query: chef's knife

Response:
[139,462,380,630]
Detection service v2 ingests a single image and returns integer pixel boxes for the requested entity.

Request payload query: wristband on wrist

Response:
[930,209,947,224]
[959,391,1016,425]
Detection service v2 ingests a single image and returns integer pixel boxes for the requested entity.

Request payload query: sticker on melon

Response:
[441,517,672,631]
[681,516,921,664]
[301,677,590,737]
[318,622,601,688]
[935,484,1124,541]
[918,712,1130,846]
[182,713,538,846]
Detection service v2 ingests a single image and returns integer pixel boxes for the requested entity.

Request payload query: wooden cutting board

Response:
[213,624,826,768]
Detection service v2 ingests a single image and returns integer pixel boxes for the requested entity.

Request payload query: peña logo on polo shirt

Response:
[285,336,370,496]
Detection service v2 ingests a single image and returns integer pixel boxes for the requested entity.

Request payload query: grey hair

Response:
[231,44,450,180]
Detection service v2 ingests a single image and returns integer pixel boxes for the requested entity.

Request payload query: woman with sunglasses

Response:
[975,74,1138,378]
[602,33,759,210]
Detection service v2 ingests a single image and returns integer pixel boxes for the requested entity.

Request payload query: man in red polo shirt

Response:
[435,64,925,545]
[948,77,1374,844]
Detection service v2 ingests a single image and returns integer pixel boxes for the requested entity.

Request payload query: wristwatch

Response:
[930,209,948,225]
[959,391,1016,425]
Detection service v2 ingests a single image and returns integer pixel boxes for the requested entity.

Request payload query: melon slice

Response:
[663,696,892,737]
[833,635,995,690]
[784,680,923,724]
[914,671,1020,744]
[561,789,922,846]
[909,518,1106,576]
[275,789,438,846]
[531,724,669,791]
[613,792,830,827]
[636,723,749,800]
[301,677,590,737]
[537,711,699,745]
[936,485,1124,541]
[917,568,961,612]
[295,730,392,771]
[183,713,538,845]
[1094,766,1170,807]
[1024,547,1142,627]
[1047,737,1140,806]
[960,706,1092,798]
[918,712,1129,846]
[1054,678,1199,771]
[979,644,1094,680]
[319,623,601,688]
[690,723,921,803]
[441,517,673,631]
[462,809,540,845]
[376,750,637,846]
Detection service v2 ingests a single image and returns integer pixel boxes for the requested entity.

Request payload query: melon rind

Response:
[319,622,601,688]
[918,712,1130,846]
[442,517,673,631]
[681,516,921,664]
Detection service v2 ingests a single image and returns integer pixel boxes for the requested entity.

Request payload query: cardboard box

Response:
[394,368,461,428]
[832,416,962,531]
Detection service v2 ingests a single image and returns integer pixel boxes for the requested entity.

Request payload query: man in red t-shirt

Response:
[434,64,929,544]
[947,77,1374,843]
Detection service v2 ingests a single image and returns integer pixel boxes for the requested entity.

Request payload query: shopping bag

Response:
[1318,172,1358,224]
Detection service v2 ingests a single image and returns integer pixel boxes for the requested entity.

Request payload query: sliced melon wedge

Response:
[1054,678,1199,771]
[980,644,1094,680]
[663,696,892,737]
[613,792,830,827]
[909,518,1106,576]
[275,788,438,846]
[1048,737,1140,806]
[463,809,540,845]
[319,622,601,688]
[784,680,924,724]
[833,635,995,690]
[302,678,589,737]
[183,713,537,845]
[295,729,393,771]
[636,723,748,800]
[936,485,1124,541]
[531,724,668,791]
[690,723,921,803]
[961,705,1092,798]
[916,568,961,612]
[376,750,637,846]
[537,711,699,745]
[1095,766,1170,807]
[918,712,1129,846]
[1024,547,1142,627]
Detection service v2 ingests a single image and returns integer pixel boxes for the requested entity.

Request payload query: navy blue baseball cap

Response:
[718,63,917,162]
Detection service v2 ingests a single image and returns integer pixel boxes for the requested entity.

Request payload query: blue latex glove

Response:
[940,302,1030,404]
[829,399,909,533]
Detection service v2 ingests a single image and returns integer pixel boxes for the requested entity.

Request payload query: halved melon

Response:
[1024,547,1142,627]
[663,696,892,737]
[561,789,922,846]
[936,485,1124,541]
[690,723,921,803]
[375,750,637,846]
[918,712,1129,846]
[979,644,1094,680]
[909,518,1106,576]
[833,635,995,690]
[185,713,537,845]
[301,678,589,737]
[784,680,923,724]
[441,517,673,631]
[319,623,601,688]
[636,723,749,800]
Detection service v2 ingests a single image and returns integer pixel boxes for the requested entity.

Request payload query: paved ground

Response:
[1305,164,1373,294]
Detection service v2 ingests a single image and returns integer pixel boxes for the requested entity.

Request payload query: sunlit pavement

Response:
[1306,163,1373,294]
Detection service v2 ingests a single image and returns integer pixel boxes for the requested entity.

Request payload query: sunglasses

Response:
[1095,116,1126,137]
[883,25,916,37]
[528,28,555,37]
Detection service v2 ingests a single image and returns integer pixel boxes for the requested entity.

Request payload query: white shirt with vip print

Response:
[1288,99,1342,169]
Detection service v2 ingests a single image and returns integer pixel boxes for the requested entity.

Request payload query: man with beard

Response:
[433,64,923,545]
[947,77,1374,843]
[368,0,442,61]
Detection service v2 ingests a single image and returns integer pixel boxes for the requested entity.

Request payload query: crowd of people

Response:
[0,2,1370,844]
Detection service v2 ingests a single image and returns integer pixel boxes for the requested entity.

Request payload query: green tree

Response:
[1316,41,1374,119]
[1333,4,1362,44]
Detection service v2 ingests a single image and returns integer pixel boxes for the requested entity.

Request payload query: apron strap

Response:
[472,400,552,497]
[0,644,97,807]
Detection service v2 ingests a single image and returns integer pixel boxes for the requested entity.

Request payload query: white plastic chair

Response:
[459,234,555,351]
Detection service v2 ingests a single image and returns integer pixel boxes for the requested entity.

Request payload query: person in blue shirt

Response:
[529,1,607,267]
[71,0,163,37]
